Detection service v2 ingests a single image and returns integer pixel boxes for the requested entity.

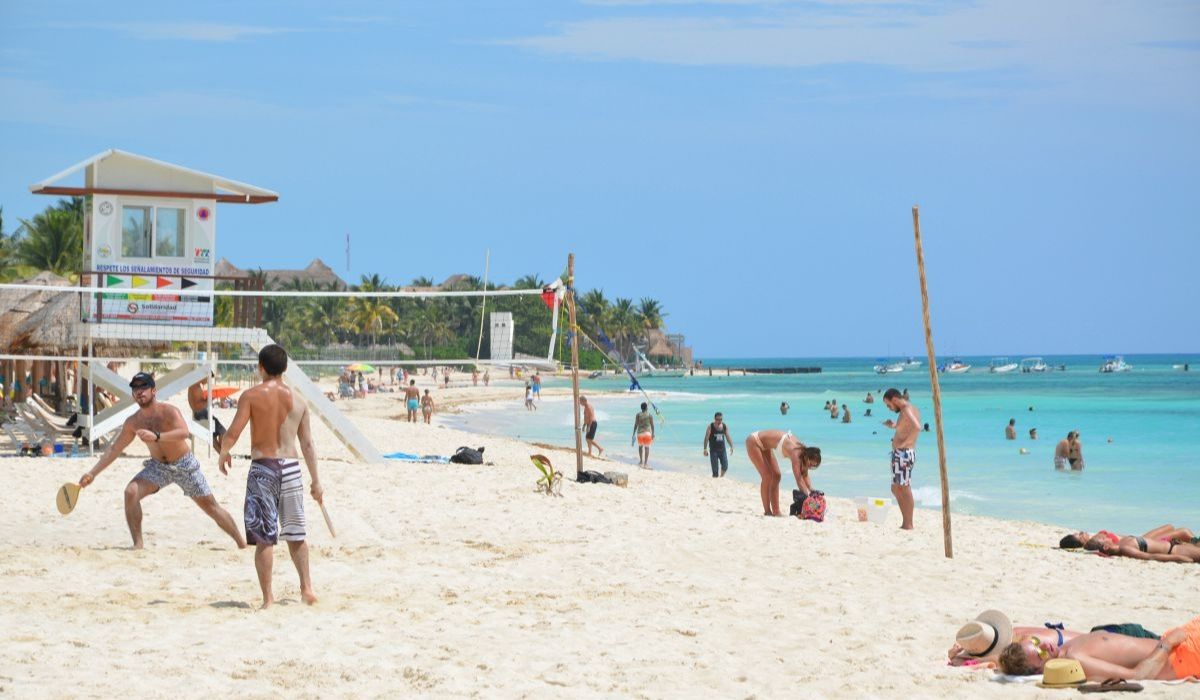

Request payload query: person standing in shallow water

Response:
[1005,418,1016,440]
[632,402,655,468]
[882,387,920,530]
[702,412,734,478]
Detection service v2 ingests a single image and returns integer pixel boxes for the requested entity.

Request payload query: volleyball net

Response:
[0,275,567,373]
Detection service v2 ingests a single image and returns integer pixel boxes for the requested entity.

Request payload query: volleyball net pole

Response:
[566,253,584,480]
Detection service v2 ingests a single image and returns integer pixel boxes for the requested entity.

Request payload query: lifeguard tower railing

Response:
[79,271,263,328]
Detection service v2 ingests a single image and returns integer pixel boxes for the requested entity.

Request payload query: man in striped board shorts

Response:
[220,344,319,609]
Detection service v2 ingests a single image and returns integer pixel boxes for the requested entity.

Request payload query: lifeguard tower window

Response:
[121,204,186,258]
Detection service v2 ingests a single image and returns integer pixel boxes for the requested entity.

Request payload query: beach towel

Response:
[384,451,450,464]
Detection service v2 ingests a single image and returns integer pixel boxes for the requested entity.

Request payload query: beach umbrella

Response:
[346,363,375,373]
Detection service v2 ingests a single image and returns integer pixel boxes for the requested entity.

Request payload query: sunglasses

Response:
[1026,636,1051,661]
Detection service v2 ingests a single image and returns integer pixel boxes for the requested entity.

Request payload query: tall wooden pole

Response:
[912,206,953,558]
[566,253,584,480]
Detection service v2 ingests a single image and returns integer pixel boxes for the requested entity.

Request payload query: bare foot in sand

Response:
[259,597,275,610]
[301,589,318,605]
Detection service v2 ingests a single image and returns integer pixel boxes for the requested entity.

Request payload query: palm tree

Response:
[578,288,610,331]
[410,275,435,287]
[513,274,544,289]
[415,306,454,358]
[348,274,397,346]
[637,297,666,330]
[608,297,639,359]
[17,206,83,277]
[0,207,36,282]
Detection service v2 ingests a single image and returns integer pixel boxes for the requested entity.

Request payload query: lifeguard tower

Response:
[29,150,383,462]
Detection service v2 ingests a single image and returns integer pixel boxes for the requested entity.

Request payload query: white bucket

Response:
[855,497,890,524]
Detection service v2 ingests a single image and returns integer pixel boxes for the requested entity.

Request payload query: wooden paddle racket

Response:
[56,482,82,515]
[319,501,336,537]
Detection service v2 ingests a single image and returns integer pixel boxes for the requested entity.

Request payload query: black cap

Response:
[129,372,155,389]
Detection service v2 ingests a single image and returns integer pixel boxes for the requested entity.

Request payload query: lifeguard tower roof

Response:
[29,149,278,204]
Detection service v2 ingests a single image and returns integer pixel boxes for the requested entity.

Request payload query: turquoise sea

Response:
[446,354,1199,534]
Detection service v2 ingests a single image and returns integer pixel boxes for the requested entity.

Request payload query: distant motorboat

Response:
[901,357,922,368]
[1173,363,1190,372]
[989,357,1019,374]
[1020,357,1049,373]
[873,361,905,375]
[939,359,971,374]
[1099,355,1132,373]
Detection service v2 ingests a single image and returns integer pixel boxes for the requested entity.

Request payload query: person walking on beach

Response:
[472,368,479,387]
[1068,431,1085,470]
[532,372,541,400]
[632,402,655,468]
[580,396,603,457]
[404,380,420,423]
[483,369,490,386]
[1005,418,1016,440]
[1054,432,1072,470]
[743,429,821,516]
[524,382,536,411]
[702,411,734,478]
[421,389,435,424]
[219,344,317,608]
[882,387,920,530]
[188,374,226,452]
[77,372,246,551]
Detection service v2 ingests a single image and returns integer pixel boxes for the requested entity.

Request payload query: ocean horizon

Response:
[449,353,1199,535]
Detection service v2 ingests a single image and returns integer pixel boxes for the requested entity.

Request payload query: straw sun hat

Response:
[1036,659,1087,688]
[955,610,1014,658]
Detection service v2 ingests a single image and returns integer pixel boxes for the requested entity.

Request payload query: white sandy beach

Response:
[1,379,1197,698]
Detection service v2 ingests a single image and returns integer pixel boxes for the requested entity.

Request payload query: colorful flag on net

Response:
[540,287,557,309]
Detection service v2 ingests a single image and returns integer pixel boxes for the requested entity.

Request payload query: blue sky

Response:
[2,1,1198,357]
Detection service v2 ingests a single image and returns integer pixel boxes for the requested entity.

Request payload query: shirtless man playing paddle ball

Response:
[78,372,246,550]
[220,345,318,608]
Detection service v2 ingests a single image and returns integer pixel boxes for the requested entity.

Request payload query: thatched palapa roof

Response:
[215,258,348,290]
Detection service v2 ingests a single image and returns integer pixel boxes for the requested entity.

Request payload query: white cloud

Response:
[503,0,1200,107]
[65,21,303,42]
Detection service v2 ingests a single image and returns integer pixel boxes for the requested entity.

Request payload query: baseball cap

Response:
[129,372,155,389]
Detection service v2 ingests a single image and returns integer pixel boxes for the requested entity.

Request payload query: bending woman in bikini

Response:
[744,429,821,516]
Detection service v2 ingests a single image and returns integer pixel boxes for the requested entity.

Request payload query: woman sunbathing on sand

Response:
[743,429,820,516]
[1088,534,1200,563]
[1059,524,1195,550]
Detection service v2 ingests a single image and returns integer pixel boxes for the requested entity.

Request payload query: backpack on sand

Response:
[449,446,485,464]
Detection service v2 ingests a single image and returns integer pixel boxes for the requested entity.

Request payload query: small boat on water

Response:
[1173,363,1190,371]
[939,359,971,374]
[1099,355,1132,373]
[1020,357,1049,373]
[873,360,905,375]
[901,357,922,368]
[989,357,1019,374]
